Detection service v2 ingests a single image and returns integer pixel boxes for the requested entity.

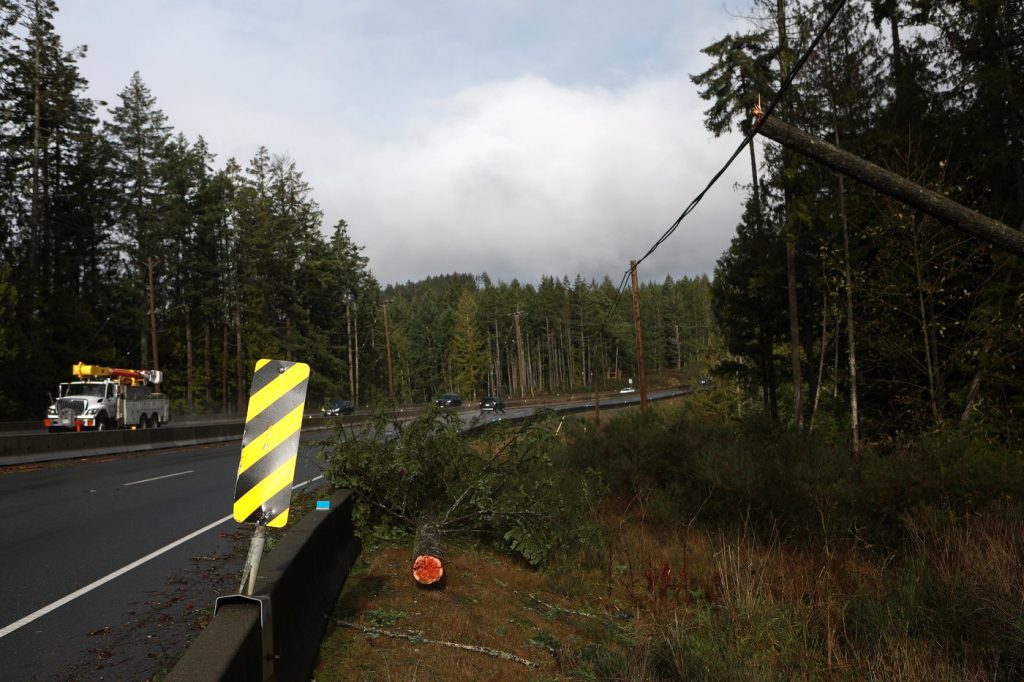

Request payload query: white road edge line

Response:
[0,473,325,639]
[123,470,195,486]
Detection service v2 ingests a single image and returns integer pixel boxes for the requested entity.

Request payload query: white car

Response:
[619,386,636,394]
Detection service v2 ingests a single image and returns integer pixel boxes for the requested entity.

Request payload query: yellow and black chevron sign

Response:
[233,359,310,527]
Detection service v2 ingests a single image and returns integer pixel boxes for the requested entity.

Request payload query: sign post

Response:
[232,358,310,594]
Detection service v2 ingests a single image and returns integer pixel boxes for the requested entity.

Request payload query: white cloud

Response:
[53,1,751,286]
[334,74,748,285]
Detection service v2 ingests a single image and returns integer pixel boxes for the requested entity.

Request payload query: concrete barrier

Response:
[0,414,343,465]
[0,422,246,465]
[0,391,693,467]
[167,488,361,682]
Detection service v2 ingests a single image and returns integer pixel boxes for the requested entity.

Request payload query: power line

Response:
[600,0,850,334]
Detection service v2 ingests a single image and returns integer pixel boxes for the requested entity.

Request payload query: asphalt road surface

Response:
[0,434,330,681]
[0,388,686,680]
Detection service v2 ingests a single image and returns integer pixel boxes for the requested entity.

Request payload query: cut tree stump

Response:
[412,519,444,586]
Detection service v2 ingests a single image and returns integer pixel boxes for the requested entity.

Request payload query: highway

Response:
[0,388,687,680]
[0,436,329,681]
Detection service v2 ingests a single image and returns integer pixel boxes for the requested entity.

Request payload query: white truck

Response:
[44,362,170,431]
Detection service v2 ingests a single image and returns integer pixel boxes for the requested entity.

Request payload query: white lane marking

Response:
[123,470,195,487]
[0,473,325,639]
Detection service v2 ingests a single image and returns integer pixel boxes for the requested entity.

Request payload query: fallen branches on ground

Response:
[328,616,540,669]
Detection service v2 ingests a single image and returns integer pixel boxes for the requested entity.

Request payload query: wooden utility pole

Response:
[513,309,526,398]
[346,299,354,400]
[630,260,649,414]
[382,300,394,398]
[494,319,502,398]
[753,114,1024,258]
[143,256,161,391]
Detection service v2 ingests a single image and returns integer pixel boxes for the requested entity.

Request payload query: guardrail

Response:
[0,389,696,467]
[166,488,362,681]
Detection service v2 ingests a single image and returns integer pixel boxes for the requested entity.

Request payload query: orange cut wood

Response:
[412,554,444,584]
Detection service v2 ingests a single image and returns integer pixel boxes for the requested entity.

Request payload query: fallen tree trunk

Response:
[753,114,1024,258]
[412,519,444,586]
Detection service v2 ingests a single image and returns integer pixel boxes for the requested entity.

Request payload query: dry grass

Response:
[315,541,640,681]
[315,497,1024,680]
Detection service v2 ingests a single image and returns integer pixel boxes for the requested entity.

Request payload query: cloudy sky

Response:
[54,1,755,286]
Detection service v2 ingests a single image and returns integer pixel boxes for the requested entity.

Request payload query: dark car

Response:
[480,396,505,412]
[435,393,463,407]
[322,399,354,416]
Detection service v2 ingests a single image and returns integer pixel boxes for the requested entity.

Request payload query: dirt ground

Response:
[315,542,641,681]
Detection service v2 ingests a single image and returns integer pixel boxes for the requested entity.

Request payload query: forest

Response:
[319,2,1024,677]
[0,0,714,420]
[0,0,1020,446]
[694,0,1022,447]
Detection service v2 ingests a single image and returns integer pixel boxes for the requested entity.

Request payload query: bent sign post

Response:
[233,358,310,594]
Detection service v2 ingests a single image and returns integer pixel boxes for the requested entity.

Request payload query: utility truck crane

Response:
[44,362,170,432]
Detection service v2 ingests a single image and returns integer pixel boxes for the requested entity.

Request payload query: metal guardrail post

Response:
[214,595,274,681]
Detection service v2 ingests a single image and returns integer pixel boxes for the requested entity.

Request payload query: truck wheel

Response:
[139,415,148,429]
[151,413,160,427]
[96,413,108,431]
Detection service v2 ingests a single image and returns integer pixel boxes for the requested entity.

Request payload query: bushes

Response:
[558,397,1024,678]
[564,399,1024,546]
[322,407,603,568]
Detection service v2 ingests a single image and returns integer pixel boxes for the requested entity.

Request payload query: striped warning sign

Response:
[233,359,310,527]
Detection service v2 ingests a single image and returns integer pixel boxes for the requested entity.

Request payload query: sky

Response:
[54,1,755,286]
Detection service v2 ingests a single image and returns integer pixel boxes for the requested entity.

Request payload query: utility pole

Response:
[513,308,526,398]
[382,300,394,398]
[630,260,649,414]
[143,256,161,391]
[494,319,502,398]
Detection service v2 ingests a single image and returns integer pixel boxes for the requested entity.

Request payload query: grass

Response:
[315,388,1024,680]
[315,541,642,681]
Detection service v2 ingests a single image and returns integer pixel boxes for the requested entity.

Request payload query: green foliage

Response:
[568,395,1024,548]
[446,289,486,399]
[323,408,602,567]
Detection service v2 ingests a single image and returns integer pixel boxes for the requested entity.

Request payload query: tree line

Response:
[694,0,1023,447]
[0,0,715,419]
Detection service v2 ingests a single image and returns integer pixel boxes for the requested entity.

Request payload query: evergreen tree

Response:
[447,288,486,399]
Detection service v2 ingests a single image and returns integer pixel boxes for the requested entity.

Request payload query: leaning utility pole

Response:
[142,256,161,391]
[753,113,1024,258]
[630,260,649,414]
[382,300,394,398]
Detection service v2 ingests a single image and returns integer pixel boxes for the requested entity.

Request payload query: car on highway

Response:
[322,399,354,416]
[699,377,711,386]
[480,396,505,412]
[619,386,636,394]
[435,393,463,407]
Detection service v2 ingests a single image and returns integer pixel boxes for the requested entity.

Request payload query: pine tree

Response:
[447,289,486,399]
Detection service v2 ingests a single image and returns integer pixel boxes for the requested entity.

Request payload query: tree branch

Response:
[328,617,540,669]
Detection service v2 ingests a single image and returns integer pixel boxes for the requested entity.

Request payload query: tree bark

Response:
[222,323,228,414]
[204,322,212,409]
[412,519,444,586]
[185,308,194,415]
[776,0,803,430]
[235,306,245,414]
[838,172,860,460]
[809,285,828,432]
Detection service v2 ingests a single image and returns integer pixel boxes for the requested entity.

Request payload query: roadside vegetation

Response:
[317,392,1024,680]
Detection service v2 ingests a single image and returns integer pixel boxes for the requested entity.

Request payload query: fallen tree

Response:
[412,518,444,586]
[323,408,600,585]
